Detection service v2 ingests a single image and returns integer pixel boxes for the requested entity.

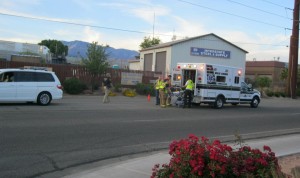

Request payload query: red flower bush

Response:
[151,134,285,178]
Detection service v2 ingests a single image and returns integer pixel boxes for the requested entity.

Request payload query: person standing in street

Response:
[154,76,162,105]
[159,79,166,108]
[165,75,172,106]
[103,73,112,103]
[183,78,194,108]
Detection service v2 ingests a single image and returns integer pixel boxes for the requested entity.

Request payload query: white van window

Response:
[15,72,35,82]
[36,73,55,82]
[0,73,4,82]
[1,72,14,82]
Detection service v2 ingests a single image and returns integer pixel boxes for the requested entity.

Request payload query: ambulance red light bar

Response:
[177,65,181,69]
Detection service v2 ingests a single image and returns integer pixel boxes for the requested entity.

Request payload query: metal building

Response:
[139,33,248,77]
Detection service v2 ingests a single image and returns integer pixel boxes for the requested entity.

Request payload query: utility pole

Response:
[288,0,299,99]
[152,12,155,39]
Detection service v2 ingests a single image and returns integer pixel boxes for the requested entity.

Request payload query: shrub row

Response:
[63,78,86,94]
[151,135,285,178]
[265,90,286,97]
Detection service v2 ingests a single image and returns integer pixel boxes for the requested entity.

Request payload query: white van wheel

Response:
[37,92,52,106]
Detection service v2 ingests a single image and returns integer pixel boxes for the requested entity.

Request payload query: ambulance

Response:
[172,63,261,109]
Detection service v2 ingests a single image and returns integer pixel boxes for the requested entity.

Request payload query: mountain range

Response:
[61,40,139,60]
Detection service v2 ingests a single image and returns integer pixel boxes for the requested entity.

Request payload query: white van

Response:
[0,68,63,105]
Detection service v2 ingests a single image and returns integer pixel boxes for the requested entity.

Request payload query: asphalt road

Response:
[1,94,300,178]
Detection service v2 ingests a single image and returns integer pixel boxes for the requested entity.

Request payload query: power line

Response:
[226,0,292,20]
[176,0,290,30]
[260,0,293,10]
[0,12,290,48]
[0,12,175,38]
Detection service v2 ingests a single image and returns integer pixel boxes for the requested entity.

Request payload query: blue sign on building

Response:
[190,47,231,59]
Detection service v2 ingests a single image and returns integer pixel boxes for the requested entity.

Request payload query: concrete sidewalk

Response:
[60,134,300,178]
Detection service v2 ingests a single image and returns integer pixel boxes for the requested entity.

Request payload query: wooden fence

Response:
[0,61,160,87]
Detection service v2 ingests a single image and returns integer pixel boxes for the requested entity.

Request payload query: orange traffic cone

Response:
[147,94,151,102]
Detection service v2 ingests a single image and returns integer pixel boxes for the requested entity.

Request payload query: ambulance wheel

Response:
[214,96,224,109]
[250,96,259,108]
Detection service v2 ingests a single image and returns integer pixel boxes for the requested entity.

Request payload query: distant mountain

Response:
[61,40,139,60]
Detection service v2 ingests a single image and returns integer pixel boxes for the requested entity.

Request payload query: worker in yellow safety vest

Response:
[159,79,167,108]
[154,76,163,105]
[183,78,194,108]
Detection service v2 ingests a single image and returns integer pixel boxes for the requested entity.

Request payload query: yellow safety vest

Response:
[155,80,162,89]
[186,80,194,90]
[159,82,166,89]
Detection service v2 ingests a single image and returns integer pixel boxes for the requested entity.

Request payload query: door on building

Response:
[155,51,166,76]
[144,53,153,71]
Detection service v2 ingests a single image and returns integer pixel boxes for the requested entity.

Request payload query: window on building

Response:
[216,76,226,83]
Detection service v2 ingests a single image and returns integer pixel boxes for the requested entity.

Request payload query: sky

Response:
[0,0,295,63]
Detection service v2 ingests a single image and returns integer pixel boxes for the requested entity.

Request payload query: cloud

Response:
[129,6,171,24]
[0,0,40,9]
[0,8,95,26]
[216,31,290,62]
[96,2,128,8]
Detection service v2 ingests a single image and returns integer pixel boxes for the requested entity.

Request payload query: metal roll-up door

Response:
[144,53,153,71]
[155,51,166,75]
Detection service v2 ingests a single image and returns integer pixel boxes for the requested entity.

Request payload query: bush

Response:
[135,83,155,96]
[113,83,122,92]
[297,88,300,96]
[108,91,117,96]
[274,92,280,97]
[151,135,284,178]
[279,92,286,97]
[92,84,99,90]
[122,88,136,97]
[265,90,274,97]
[63,78,86,94]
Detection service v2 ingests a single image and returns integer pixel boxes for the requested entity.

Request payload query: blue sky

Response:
[0,0,294,62]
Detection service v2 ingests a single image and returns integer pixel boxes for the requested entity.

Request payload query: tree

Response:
[256,76,272,94]
[82,41,109,92]
[139,36,161,50]
[280,68,288,81]
[38,39,68,56]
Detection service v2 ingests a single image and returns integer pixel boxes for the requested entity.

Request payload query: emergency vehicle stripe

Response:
[196,84,240,91]
[203,97,240,101]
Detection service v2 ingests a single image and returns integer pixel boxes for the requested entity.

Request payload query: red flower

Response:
[263,145,272,152]
[151,134,284,178]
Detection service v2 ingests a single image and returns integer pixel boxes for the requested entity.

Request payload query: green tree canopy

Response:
[256,76,272,93]
[280,68,288,81]
[139,36,161,50]
[38,39,68,56]
[82,41,109,91]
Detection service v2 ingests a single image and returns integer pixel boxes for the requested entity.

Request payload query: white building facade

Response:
[0,40,51,62]
[139,33,248,77]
